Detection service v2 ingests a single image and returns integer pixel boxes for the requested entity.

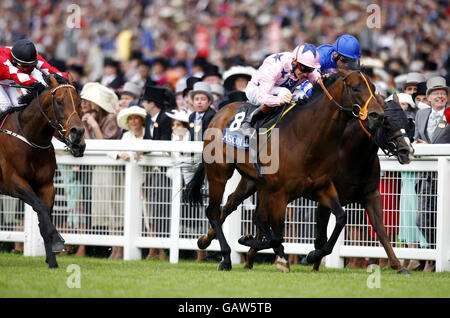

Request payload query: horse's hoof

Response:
[306,249,323,264]
[238,234,254,246]
[218,261,232,271]
[397,269,410,275]
[52,241,66,253]
[197,236,209,250]
[275,259,290,273]
[48,262,59,269]
[243,263,253,270]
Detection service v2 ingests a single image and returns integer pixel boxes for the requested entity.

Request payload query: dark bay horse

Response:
[0,74,85,268]
[244,97,414,274]
[187,69,385,271]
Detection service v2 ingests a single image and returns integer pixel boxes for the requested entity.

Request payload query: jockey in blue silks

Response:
[317,34,362,74]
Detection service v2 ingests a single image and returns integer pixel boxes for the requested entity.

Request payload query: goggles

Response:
[336,54,356,64]
[296,62,314,74]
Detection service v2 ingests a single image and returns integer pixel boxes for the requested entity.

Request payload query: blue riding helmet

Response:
[333,34,362,60]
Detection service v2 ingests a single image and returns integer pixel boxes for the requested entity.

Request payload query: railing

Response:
[0,140,449,272]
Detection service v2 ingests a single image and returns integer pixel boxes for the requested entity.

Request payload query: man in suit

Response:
[413,76,449,271]
[141,85,174,260]
[142,85,173,140]
[188,81,217,142]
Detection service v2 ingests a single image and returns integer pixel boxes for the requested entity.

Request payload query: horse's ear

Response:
[393,92,399,104]
[67,72,74,85]
[49,75,59,88]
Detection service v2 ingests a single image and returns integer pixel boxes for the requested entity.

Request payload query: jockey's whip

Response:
[0,82,31,89]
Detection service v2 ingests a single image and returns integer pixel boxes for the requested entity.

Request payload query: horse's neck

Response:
[340,121,379,167]
[20,94,54,143]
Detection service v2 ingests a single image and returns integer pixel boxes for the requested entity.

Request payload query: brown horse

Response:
[243,97,414,274]
[0,74,85,268]
[187,69,385,271]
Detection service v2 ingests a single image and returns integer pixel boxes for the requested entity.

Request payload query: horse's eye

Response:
[56,100,63,106]
[352,86,359,92]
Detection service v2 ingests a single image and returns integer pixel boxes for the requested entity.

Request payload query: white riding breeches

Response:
[0,69,46,112]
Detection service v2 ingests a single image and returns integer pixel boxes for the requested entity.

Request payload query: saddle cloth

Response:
[222,103,288,149]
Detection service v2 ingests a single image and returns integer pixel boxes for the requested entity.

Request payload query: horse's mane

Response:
[293,72,340,110]
[18,74,77,106]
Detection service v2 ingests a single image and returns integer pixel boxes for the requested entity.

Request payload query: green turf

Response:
[0,252,449,298]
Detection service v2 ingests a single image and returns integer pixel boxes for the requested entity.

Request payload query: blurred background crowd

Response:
[0,0,448,96]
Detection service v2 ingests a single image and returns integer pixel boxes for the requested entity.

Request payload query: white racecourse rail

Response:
[0,139,449,272]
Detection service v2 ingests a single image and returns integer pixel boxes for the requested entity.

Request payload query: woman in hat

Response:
[80,82,122,259]
[106,105,147,260]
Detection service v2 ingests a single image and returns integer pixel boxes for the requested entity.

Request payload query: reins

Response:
[1,83,77,149]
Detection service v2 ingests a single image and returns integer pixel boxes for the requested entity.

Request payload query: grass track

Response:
[0,252,449,298]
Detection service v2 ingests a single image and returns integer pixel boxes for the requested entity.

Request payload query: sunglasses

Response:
[296,63,314,73]
[336,54,356,64]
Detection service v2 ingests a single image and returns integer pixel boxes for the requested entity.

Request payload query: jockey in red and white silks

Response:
[0,39,67,112]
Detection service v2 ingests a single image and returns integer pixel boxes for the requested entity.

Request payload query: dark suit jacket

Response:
[414,106,449,144]
[188,107,217,141]
[144,110,172,140]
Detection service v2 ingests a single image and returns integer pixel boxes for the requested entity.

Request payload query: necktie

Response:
[426,112,440,141]
[150,119,155,137]
[194,113,204,141]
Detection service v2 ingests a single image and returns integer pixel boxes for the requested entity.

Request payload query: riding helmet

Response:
[333,34,362,60]
[11,39,38,66]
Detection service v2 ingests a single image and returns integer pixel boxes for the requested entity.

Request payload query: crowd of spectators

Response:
[0,0,449,268]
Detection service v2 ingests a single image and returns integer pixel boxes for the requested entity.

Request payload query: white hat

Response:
[117,106,147,130]
[175,77,187,95]
[80,82,118,114]
[397,93,415,108]
[165,109,190,123]
[190,81,213,102]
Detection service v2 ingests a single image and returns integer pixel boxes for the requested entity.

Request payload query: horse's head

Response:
[375,94,415,164]
[47,74,86,157]
[338,69,385,131]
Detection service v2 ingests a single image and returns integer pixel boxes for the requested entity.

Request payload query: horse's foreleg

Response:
[364,191,408,274]
[311,204,331,272]
[198,178,256,250]
[307,183,346,264]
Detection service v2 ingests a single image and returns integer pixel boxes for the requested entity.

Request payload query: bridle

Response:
[318,70,376,120]
[16,83,78,149]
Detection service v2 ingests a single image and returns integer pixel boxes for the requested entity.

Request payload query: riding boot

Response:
[238,105,270,138]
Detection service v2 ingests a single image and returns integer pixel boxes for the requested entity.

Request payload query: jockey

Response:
[0,39,67,112]
[317,34,362,74]
[240,43,321,135]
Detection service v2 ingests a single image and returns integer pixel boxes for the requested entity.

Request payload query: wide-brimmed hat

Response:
[117,105,147,130]
[396,93,415,108]
[190,81,213,102]
[121,82,142,98]
[403,72,426,88]
[222,65,255,91]
[165,109,190,123]
[426,76,449,96]
[80,82,118,114]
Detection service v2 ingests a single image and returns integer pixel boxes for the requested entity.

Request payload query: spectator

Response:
[202,63,222,85]
[183,76,202,114]
[188,81,217,262]
[141,85,173,260]
[414,76,449,272]
[403,72,426,95]
[412,82,430,109]
[174,77,187,111]
[223,65,255,93]
[80,82,121,259]
[100,57,125,92]
[210,83,225,111]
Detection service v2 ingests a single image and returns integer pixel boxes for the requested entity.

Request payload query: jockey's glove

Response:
[31,81,46,94]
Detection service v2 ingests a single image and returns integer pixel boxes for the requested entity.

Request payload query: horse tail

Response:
[185,162,205,205]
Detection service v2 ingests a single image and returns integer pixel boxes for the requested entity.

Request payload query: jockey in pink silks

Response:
[239,43,321,136]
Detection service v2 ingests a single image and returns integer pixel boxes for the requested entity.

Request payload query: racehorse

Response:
[0,74,85,268]
[243,97,414,274]
[187,69,386,271]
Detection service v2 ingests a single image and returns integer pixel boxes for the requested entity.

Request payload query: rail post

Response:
[436,157,450,272]
[123,162,142,260]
